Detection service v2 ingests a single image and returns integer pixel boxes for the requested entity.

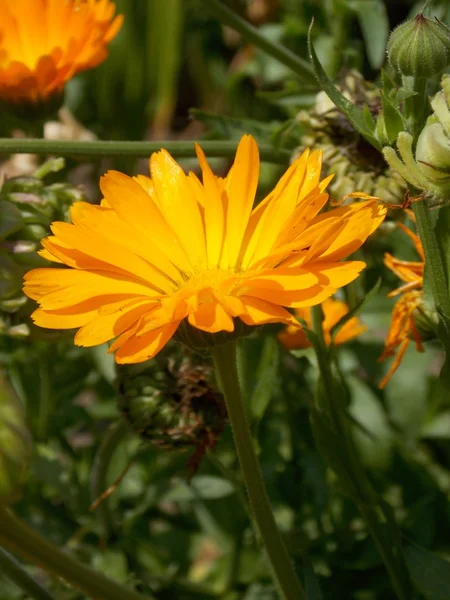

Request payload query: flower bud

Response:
[118,352,226,459]
[0,370,32,505]
[388,14,450,78]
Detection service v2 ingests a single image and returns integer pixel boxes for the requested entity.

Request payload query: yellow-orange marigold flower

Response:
[278,297,367,350]
[0,0,123,103]
[23,135,386,364]
[379,220,425,388]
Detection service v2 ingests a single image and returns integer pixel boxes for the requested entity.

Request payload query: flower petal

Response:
[114,322,179,364]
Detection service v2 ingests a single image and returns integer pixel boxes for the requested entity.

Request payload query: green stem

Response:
[90,419,131,540]
[0,546,56,600]
[402,76,429,145]
[310,306,412,600]
[201,0,316,84]
[211,343,306,600]
[0,138,291,164]
[413,199,450,315]
[0,509,154,600]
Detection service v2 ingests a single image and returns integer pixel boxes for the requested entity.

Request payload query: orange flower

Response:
[378,220,425,388]
[0,0,123,103]
[23,135,386,364]
[278,297,367,350]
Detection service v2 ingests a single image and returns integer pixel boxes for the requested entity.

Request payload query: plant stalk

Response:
[0,138,291,164]
[0,509,154,600]
[310,306,412,600]
[201,0,316,84]
[211,342,306,600]
[0,546,56,600]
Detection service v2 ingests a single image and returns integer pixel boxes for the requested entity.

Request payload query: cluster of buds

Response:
[0,160,85,338]
[383,75,450,201]
[295,71,408,205]
[118,347,226,470]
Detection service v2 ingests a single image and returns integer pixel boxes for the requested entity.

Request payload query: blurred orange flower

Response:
[278,297,367,350]
[23,135,386,364]
[379,219,425,388]
[0,0,123,103]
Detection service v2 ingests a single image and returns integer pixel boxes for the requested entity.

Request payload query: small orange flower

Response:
[0,0,123,103]
[23,135,386,364]
[278,297,367,350]
[379,219,425,388]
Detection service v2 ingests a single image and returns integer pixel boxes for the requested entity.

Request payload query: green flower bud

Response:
[388,14,450,78]
[0,370,32,505]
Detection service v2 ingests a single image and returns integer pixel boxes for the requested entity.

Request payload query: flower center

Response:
[177,267,239,298]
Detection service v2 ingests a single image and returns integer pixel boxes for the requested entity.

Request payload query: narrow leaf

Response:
[405,543,450,600]
[307,21,382,151]
[330,278,382,340]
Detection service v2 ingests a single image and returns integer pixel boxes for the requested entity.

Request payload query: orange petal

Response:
[114,322,179,364]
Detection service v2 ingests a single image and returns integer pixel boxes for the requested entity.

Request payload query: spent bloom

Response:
[0,0,123,104]
[23,135,386,364]
[379,219,425,388]
[278,297,367,350]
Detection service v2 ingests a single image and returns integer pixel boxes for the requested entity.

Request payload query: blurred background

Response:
[1,1,450,599]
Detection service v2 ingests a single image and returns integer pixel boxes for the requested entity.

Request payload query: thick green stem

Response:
[310,306,412,600]
[201,0,316,84]
[211,343,306,600]
[413,199,450,316]
[0,546,56,600]
[90,419,131,540]
[0,138,291,164]
[0,509,154,600]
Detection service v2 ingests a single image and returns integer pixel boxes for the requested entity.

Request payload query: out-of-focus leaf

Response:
[237,335,280,423]
[163,475,235,502]
[147,0,184,133]
[0,200,24,240]
[92,550,129,584]
[330,278,381,341]
[0,251,24,300]
[91,345,116,384]
[348,0,389,69]
[307,21,382,151]
[405,543,450,600]
[347,375,393,469]
[421,412,450,439]
[304,556,324,599]
[190,109,280,143]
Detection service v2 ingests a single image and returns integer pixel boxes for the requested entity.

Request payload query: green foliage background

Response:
[1,1,450,599]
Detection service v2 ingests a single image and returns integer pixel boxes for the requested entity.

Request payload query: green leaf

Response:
[237,335,280,423]
[307,21,382,152]
[349,0,389,69]
[0,200,24,241]
[0,251,23,300]
[380,90,405,144]
[404,543,450,600]
[330,278,382,341]
[163,476,235,502]
[437,311,450,393]
[304,557,324,600]
[190,109,277,143]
